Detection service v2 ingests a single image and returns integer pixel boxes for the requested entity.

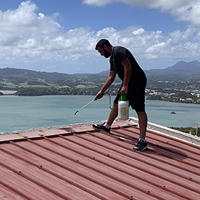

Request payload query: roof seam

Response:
[64,132,200,197]
[23,138,149,199]
[5,141,118,200]
[48,135,184,199]
[50,136,188,199]
[88,131,200,180]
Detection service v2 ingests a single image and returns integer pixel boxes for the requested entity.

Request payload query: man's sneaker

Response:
[133,140,148,152]
[92,123,110,133]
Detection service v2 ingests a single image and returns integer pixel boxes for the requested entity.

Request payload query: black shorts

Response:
[114,81,146,112]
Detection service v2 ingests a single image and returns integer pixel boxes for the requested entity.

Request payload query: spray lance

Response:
[74,96,99,115]
[74,93,112,115]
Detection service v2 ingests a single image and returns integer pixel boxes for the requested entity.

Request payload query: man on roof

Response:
[93,39,148,152]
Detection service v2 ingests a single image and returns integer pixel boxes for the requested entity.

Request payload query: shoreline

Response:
[1,93,200,105]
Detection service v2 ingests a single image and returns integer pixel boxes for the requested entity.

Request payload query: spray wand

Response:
[74,96,99,115]
[74,93,111,115]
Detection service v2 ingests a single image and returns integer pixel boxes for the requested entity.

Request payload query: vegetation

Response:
[0,67,121,96]
[15,86,100,96]
[1,67,200,105]
[146,88,200,104]
[170,127,200,137]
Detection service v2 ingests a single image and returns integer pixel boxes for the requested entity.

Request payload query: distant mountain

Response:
[0,67,111,89]
[94,60,200,79]
[145,60,200,77]
[96,70,109,76]
[0,60,200,84]
[0,67,100,83]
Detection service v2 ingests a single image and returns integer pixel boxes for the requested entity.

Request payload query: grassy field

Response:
[75,84,98,89]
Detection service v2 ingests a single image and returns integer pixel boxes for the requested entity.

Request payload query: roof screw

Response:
[190,177,192,180]
[130,196,133,200]
[148,191,150,194]
[77,160,79,163]
[18,171,21,175]
[163,186,166,190]
[39,165,42,169]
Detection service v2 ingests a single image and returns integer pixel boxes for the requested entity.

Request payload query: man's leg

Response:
[106,103,118,126]
[133,111,148,152]
[92,103,118,132]
[136,111,147,139]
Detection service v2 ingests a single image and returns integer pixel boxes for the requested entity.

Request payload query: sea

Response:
[1,95,200,133]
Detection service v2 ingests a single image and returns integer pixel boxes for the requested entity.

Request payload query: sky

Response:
[0,0,200,74]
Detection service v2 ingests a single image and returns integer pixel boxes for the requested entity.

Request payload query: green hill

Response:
[0,67,120,96]
[0,60,200,96]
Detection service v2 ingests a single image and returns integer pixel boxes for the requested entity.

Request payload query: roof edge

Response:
[0,120,107,143]
[129,117,200,147]
[1,118,200,146]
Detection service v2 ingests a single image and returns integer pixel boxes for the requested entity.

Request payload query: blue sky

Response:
[0,0,199,74]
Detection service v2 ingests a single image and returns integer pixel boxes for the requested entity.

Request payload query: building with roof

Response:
[0,118,200,200]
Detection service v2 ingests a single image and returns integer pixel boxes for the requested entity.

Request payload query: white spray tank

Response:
[118,93,129,120]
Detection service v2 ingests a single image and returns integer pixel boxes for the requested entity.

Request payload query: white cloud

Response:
[0,1,93,64]
[83,0,112,6]
[104,26,200,60]
[0,0,200,73]
[83,0,189,9]
[83,0,200,27]
[173,1,200,26]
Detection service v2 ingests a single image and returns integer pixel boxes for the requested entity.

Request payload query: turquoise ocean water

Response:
[1,95,200,133]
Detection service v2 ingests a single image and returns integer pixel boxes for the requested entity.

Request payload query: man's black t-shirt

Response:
[110,46,146,86]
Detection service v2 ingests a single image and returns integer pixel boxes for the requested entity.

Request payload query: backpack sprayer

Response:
[74,93,111,115]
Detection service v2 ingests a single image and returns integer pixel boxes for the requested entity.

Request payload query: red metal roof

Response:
[0,120,200,200]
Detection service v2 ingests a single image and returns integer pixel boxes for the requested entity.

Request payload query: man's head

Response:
[95,39,112,58]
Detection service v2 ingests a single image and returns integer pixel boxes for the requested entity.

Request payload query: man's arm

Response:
[96,70,116,99]
[121,58,132,94]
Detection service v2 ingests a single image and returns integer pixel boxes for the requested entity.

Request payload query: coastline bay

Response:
[1,95,200,133]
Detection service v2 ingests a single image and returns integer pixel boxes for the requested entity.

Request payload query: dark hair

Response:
[95,39,112,50]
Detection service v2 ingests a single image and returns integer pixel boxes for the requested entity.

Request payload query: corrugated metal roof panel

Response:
[0,120,200,200]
